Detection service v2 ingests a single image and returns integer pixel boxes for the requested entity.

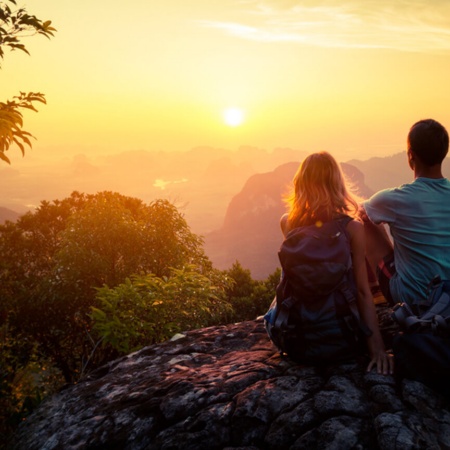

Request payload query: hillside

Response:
[204,161,373,279]
[3,151,449,278]
[347,152,450,192]
[0,206,20,224]
[204,153,450,278]
[0,147,308,235]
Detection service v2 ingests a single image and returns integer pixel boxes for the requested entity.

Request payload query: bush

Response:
[222,262,281,322]
[0,192,211,383]
[0,324,62,446]
[91,266,233,354]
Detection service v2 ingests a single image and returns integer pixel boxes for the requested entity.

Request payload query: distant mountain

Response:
[347,152,450,192]
[3,149,447,278]
[0,207,20,224]
[0,146,308,235]
[204,153,450,279]
[204,161,373,280]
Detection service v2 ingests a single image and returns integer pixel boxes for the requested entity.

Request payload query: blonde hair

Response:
[285,151,360,228]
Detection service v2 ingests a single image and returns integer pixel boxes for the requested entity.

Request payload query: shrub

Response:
[91,266,233,354]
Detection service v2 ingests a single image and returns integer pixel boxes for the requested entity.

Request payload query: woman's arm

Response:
[347,219,394,375]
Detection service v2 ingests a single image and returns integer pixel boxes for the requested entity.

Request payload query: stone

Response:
[10,305,450,450]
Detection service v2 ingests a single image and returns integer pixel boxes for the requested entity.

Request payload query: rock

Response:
[11,305,450,450]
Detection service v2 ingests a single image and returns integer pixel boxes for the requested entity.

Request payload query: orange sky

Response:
[3,0,450,164]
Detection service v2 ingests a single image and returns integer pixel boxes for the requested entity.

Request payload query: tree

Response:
[0,191,210,382]
[223,261,257,299]
[0,1,56,163]
[55,193,210,285]
[222,261,280,322]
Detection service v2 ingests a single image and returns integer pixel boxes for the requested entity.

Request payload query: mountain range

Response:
[204,161,374,279]
[0,206,20,224]
[0,146,309,234]
[205,153,449,279]
[2,150,449,278]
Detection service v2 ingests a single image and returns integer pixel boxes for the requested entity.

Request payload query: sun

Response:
[223,107,245,127]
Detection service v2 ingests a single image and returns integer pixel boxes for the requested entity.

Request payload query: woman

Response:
[281,151,393,375]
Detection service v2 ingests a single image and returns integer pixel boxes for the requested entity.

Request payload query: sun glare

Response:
[223,107,245,127]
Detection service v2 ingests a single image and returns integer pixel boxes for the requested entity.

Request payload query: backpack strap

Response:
[335,215,355,268]
[273,296,296,330]
[275,271,289,308]
[392,292,450,335]
[421,292,450,320]
[335,216,373,337]
[335,214,354,236]
[272,296,297,356]
[401,315,426,331]
[336,214,353,226]
[340,283,373,337]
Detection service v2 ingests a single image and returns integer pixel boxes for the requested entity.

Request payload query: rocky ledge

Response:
[11,305,450,450]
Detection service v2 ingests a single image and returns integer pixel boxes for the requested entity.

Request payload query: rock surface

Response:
[11,305,450,450]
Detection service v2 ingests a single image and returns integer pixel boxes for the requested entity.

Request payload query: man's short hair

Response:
[408,119,449,166]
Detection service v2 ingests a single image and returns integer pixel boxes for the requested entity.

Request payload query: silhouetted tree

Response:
[0,191,210,382]
[0,1,56,163]
[222,261,280,322]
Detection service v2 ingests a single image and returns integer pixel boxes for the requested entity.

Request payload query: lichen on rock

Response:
[10,305,450,450]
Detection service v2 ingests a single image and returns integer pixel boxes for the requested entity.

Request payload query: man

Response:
[361,119,450,306]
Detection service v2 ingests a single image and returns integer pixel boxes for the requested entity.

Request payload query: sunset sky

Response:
[3,0,450,163]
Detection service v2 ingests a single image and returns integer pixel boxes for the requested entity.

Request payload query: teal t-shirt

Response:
[363,177,450,305]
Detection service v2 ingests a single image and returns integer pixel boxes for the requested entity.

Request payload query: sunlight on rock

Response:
[170,333,187,341]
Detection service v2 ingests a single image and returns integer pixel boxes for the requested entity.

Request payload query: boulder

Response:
[11,305,450,450]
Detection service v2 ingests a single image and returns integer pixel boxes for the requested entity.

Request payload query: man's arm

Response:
[359,203,394,280]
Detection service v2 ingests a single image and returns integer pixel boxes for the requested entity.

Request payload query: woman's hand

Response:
[348,220,394,376]
[366,345,394,375]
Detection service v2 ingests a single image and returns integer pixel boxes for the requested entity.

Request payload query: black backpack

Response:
[391,276,450,335]
[391,277,450,396]
[264,215,371,364]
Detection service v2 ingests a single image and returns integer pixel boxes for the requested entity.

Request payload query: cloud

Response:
[202,0,450,52]
[153,178,188,190]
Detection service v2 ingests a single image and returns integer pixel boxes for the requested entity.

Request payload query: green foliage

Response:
[0,92,46,163]
[92,266,232,354]
[0,1,56,163]
[56,193,209,288]
[222,262,280,322]
[0,323,62,445]
[0,188,280,444]
[223,261,256,298]
[0,191,211,383]
[0,0,56,60]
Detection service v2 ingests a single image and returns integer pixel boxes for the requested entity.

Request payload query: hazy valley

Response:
[1,149,449,279]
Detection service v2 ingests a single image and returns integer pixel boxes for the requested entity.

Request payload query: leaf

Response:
[0,151,11,164]
[12,137,25,156]
[90,307,107,319]
[8,44,30,55]
[19,103,39,112]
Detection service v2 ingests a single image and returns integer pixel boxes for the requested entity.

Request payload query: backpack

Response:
[391,276,450,336]
[264,215,371,365]
[391,277,450,396]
